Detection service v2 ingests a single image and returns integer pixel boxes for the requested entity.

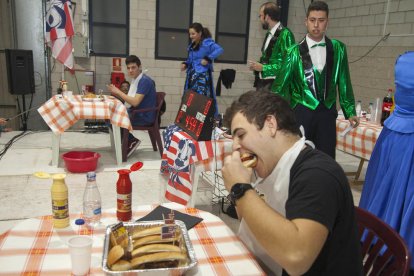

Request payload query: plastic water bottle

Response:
[368,102,374,121]
[83,172,102,225]
[356,100,362,117]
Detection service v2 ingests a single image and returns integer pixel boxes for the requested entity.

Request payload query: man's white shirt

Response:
[306,35,326,72]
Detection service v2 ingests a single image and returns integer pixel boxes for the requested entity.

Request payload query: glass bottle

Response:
[356,100,362,118]
[116,169,132,221]
[51,174,69,228]
[83,172,102,226]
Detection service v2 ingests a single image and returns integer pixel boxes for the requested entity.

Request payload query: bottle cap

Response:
[75,218,85,225]
[86,171,96,181]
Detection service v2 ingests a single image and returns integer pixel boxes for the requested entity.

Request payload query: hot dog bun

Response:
[130,251,187,269]
[132,244,182,258]
[132,226,162,239]
[107,245,125,267]
[240,153,257,168]
[133,233,181,249]
[111,260,132,271]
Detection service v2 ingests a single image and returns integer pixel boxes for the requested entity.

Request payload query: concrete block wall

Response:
[50,0,414,122]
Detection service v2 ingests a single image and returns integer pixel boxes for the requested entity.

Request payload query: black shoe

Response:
[127,138,141,158]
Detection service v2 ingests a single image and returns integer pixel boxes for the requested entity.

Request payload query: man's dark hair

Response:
[261,2,280,22]
[224,90,301,136]
[307,1,329,17]
[125,55,141,66]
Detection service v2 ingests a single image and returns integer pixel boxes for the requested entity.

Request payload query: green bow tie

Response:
[311,42,326,48]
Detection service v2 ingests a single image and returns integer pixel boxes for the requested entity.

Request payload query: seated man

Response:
[0,118,12,133]
[120,80,130,95]
[221,90,363,275]
[107,55,156,158]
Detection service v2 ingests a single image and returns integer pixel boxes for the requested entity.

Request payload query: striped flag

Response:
[45,0,75,69]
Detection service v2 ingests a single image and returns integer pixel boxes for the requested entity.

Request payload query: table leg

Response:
[188,164,203,207]
[345,158,366,185]
[52,133,61,166]
[112,125,122,166]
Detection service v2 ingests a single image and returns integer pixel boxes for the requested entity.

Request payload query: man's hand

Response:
[180,63,187,71]
[222,151,253,192]
[348,116,360,128]
[248,60,263,72]
[106,84,122,97]
[201,59,208,66]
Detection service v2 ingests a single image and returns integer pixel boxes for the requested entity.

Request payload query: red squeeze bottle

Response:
[116,169,132,221]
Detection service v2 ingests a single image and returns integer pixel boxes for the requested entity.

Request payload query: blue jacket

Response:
[185,38,223,73]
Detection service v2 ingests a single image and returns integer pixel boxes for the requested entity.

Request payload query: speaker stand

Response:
[17,95,28,131]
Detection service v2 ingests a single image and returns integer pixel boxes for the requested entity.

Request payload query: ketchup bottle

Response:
[116,169,132,221]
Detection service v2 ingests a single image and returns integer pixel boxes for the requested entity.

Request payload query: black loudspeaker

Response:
[5,49,35,95]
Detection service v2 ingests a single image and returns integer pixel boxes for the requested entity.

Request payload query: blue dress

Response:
[359,51,414,268]
[183,38,223,115]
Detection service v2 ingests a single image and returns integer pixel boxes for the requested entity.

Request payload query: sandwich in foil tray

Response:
[102,220,197,275]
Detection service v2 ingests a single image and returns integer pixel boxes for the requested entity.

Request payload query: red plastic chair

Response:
[122,92,166,161]
[355,207,411,276]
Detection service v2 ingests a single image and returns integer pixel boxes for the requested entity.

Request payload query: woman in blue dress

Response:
[359,51,414,271]
[181,22,223,114]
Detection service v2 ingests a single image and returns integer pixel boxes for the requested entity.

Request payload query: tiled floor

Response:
[0,129,366,235]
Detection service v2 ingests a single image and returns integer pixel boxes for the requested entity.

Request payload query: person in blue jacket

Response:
[181,22,223,114]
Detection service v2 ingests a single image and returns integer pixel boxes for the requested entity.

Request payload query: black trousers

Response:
[294,103,338,159]
[254,78,274,91]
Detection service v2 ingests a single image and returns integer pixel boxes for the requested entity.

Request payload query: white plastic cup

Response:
[68,236,93,276]
[62,91,73,99]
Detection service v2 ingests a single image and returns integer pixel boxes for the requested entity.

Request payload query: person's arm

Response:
[262,29,296,78]
[201,41,223,66]
[107,84,145,107]
[222,151,329,275]
[270,45,298,101]
[336,42,359,127]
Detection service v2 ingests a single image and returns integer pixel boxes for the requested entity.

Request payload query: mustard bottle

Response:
[51,174,69,228]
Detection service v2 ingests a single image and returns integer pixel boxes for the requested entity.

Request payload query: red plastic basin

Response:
[62,151,101,173]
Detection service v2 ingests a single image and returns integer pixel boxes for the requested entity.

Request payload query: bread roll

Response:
[132,244,182,258]
[107,245,124,267]
[111,260,132,271]
[130,251,187,269]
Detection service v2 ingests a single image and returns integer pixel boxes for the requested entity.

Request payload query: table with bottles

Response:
[336,117,383,184]
[0,203,265,275]
[38,94,132,166]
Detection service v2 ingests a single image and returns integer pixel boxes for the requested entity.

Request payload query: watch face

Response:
[230,183,253,205]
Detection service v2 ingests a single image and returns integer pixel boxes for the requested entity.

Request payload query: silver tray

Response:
[102,220,197,275]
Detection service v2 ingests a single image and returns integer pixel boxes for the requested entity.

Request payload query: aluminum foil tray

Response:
[102,220,197,275]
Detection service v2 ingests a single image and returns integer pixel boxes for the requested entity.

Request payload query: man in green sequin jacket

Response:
[272,1,359,159]
[248,2,295,90]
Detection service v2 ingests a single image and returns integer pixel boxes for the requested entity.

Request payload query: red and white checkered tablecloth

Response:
[0,203,265,275]
[38,95,132,134]
[336,118,383,160]
[161,129,233,206]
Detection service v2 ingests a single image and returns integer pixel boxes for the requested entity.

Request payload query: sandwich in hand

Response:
[240,153,257,168]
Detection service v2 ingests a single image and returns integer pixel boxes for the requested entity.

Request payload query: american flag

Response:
[45,0,75,69]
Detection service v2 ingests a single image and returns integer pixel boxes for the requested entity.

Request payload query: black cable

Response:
[349,33,390,64]
[0,130,49,161]
[0,131,29,161]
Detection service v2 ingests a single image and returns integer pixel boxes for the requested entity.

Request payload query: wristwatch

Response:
[228,183,253,206]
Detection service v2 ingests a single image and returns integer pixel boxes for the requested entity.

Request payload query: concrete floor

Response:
[0,129,365,235]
